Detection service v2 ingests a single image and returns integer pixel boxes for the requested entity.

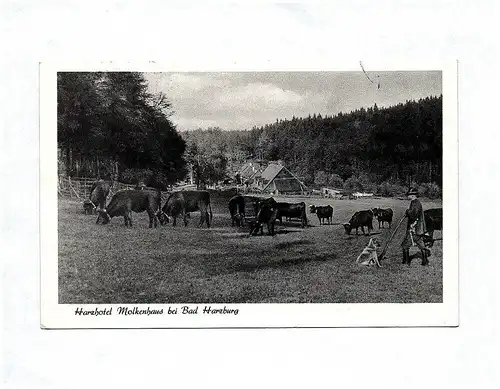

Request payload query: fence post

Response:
[68,176,80,199]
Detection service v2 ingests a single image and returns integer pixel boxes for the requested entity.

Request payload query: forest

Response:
[57,72,186,189]
[182,95,442,196]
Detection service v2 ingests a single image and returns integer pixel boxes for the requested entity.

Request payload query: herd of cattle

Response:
[82,180,442,246]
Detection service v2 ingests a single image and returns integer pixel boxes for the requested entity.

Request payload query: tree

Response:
[57,72,187,187]
[314,171,328,187]
[343,176,363,193]
[327,173,344,188]
[184,139,228,188]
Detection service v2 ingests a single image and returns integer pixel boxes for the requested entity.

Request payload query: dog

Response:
[355,237,382,267]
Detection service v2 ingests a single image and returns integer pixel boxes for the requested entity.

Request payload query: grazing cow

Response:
[86,180,110,221]
[228,195,262,227]
[423,208,443,247]
[249,202,279,236]
[274,202,307,228]
[343,210,374,236]
[372,207,393,228]
[159,190,213,227]
[134,182,146,190]
[97,189,161,228]
[309,205,334,225]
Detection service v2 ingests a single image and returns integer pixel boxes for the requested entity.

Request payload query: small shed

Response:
[322,187,343,199]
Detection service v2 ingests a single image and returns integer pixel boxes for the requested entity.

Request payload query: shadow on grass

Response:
[275,229,302,235]
[227,252,337,274]
[345,231,382,240]
[406,251,434,264]
[246,229,302,238]
[275,240,313,250]
[310,222,343,227]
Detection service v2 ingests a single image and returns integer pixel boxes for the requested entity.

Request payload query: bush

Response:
[314,170,329,187]
[358,173,377,193]
[120,169,153,186]
[119,169,176,190]
[343,176,363,193]
[418,182,442,199]
[344,175,379,193]
[327,173,344,189]
[376,182,390,197]
[376,182,407,197]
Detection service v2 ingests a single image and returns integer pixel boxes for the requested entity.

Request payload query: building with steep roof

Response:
[236,161,264,188]
[259,162,307,194]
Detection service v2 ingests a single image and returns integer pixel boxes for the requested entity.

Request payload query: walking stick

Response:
[379,216,406,261]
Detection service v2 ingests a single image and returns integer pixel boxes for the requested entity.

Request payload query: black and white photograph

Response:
[40,63,458,328]
[6,1,499,387]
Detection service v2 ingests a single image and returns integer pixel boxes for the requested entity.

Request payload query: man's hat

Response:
[406,187,419,196]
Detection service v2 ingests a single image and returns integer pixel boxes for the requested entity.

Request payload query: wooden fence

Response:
[58,176,195,205]
[58,176,151,200]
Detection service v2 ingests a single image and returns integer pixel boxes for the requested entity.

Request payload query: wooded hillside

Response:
[182,95,442,194]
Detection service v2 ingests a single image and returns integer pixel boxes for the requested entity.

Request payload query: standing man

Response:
[401,187,431,266]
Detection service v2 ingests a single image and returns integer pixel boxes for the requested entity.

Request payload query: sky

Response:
[144,71,442,131]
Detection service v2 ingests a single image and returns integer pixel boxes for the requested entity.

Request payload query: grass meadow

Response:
[58,194,443,304]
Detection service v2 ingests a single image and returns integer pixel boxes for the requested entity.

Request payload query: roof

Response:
[238,162,263,180]
[260,163,283,182]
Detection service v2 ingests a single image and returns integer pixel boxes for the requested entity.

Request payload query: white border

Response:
[40,60,458,328]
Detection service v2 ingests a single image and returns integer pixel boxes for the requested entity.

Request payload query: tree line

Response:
[184,95,442,196]
[57,72,186,189]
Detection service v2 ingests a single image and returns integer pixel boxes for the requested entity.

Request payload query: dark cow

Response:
[97,189,161,228]
[343,210,374,236]
[85,180,110,221]
[423,208,443,247]
[134,182,146,190]
[372,207,393,228]
[159,190,213,227]
[229,195,245,226]
[249,202,279,236]
[228,195,261,227]
[83,199,96,215]
[257,197,278,208]
[275,202,307,228]
[309,205,333,225]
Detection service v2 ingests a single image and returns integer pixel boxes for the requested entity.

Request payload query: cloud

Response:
[168,73,230,94]
[145,71,442,131]
[148,73,322,129]
[216,82,305,110]
[145,72,230,98]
